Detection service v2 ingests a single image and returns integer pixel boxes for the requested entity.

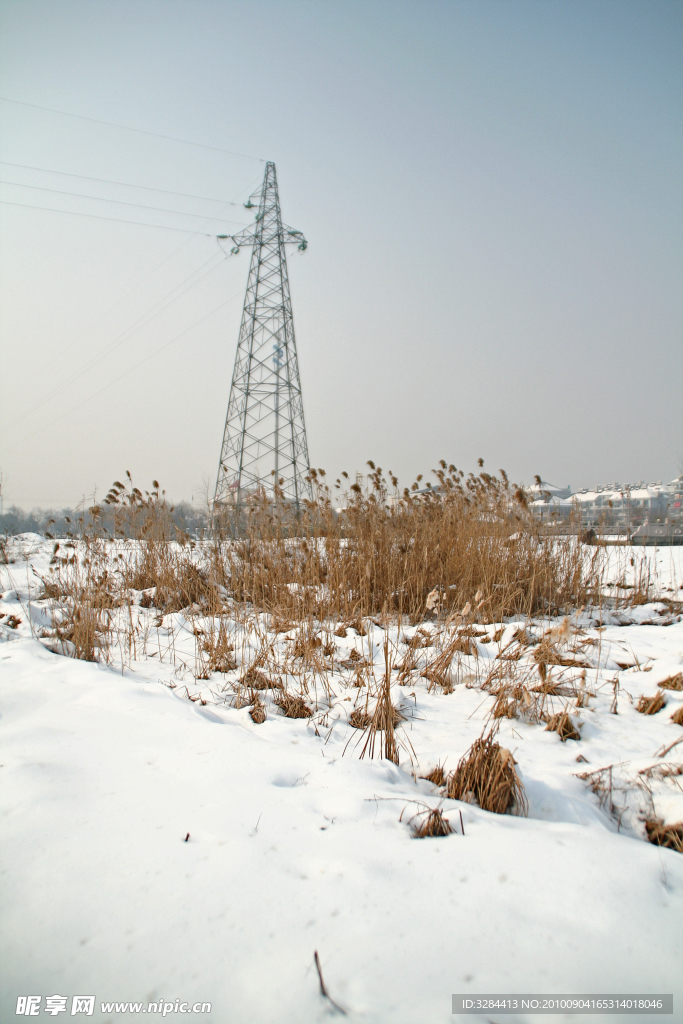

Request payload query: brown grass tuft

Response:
[240,667,280,690]
[645,819,683,853]
[671,705,683,726]
[410,807,453,838]
[636,691,666,715]
[357,643,404,764]
[545,710,581,741]
[420,763,447,787]
[201,620,237,673]
[274,691,312,719]
[659,673,683,691]
[349,707,371,730]
[249,692,266,724]
[446,731,527,815]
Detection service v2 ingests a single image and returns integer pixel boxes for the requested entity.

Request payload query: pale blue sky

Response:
[1,0,681,507]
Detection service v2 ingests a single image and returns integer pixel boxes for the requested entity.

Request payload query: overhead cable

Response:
[0,198,236,234]
[0,178,247,224]
[24,252,227,416]
[0,161,241,205]
[0,95,265,162]
[16,296,238,446]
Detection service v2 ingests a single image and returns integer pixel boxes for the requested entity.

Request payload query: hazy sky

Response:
[1,0,681,509]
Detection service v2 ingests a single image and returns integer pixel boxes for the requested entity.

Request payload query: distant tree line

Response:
[0,501,208,539]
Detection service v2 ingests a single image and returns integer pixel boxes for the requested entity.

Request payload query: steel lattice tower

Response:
[213,162,312,511]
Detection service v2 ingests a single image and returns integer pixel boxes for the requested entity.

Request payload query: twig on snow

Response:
[314,951,346,1015]
[654,735,683,759]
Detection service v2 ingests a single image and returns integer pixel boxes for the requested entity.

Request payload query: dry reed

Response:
[545,710,581,741]
[409,807,453,838]
[211,462,603,623]
[636,692,666,715]
[659,674,683,691]
[446,730,527,815]
[645,819,683,853]
[274,691,312,719]
[420,763,447,787]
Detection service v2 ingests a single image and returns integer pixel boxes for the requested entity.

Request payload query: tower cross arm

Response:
[217,223,308,254]
[282,224,308,250]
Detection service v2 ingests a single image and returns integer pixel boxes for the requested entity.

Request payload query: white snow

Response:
[1,538,682,1023]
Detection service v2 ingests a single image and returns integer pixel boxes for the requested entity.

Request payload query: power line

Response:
[15,251,227,420]
[0,198,232,234]
[0,161,242,205]
[0,95,265,162]
[16,294,239,446]
[1,172,263,419]
[0,178,248,224]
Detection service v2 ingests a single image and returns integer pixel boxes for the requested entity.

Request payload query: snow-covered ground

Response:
[1,537,682,1023]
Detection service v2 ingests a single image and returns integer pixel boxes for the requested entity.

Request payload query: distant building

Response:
[529,474,683,530]
[527,480,572,501]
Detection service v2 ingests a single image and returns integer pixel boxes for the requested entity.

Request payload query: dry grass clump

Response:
[545,710,581,741]
[355,645,409,764]
[40,578,62,600]
[420,763,447,787]
[213,461,603,622]
[491,685,524,720]
[533,641,588,672]
[409,807,453,838]
[659,673,683,691]
[671,705,683,726]
[42,546,114,662]
[420,624,483,693]
[200,620,237,673]
[349,707,371,730]
[274,691,312,719]
[240,667,280,690]
[291,628,322,659]
[269,616,295,634]
[249,693,266,724]
[349,701,403,731]
[129,548,215,613]
[636,692,667,715]
[645,819,683,853]
[446,731,527,815]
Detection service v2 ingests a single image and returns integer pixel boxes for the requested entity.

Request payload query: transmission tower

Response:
[213,162,312,512]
